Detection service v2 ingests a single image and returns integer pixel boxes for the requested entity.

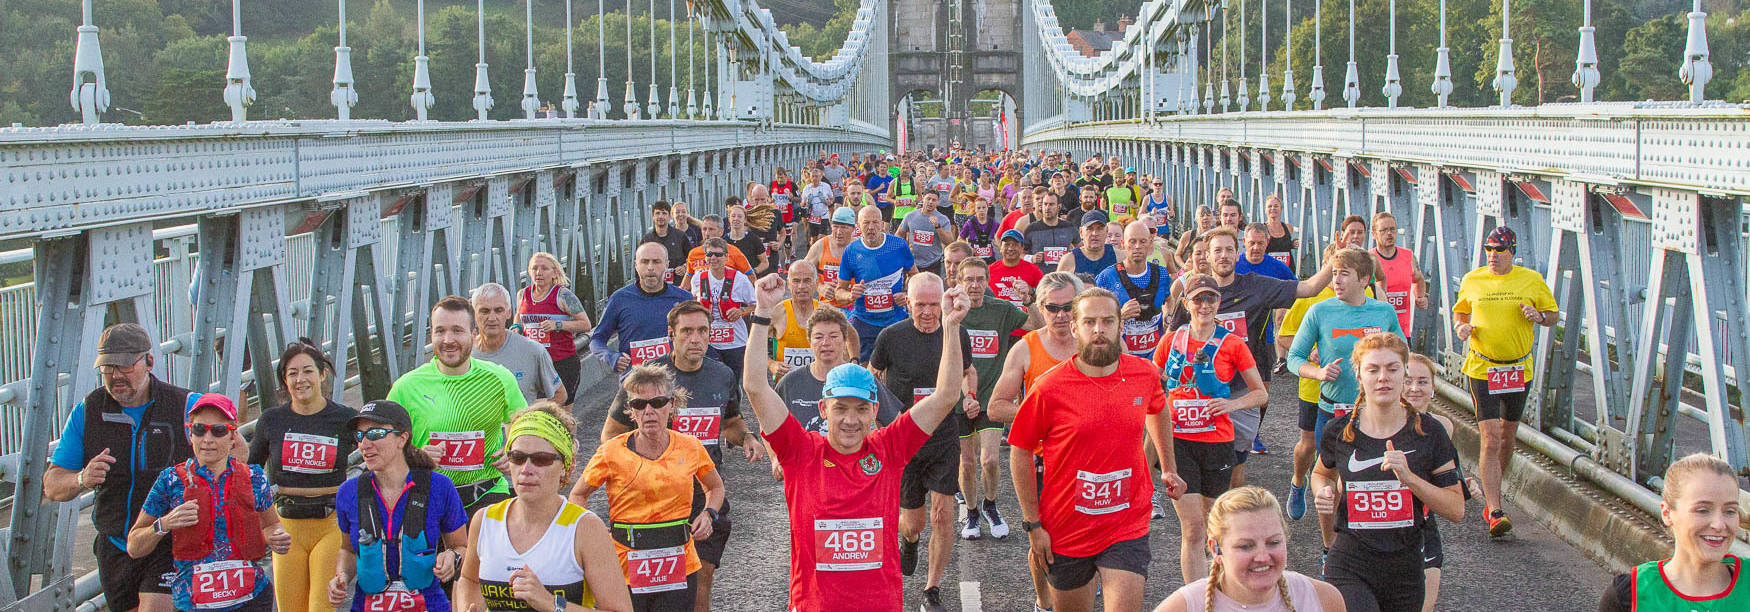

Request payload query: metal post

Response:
[1342,0,1358,108]
[1680,0,1711,104]
[1309,0,1324,109]
[412,0,433,120]
[595,0,609,117]
[522,0,540,119]
[1493,0,1517,107]
[1257,0,1269,111]
[473,0,494,120]
[668,0,679,118]
[332,0,357,120]
[1571,0,1598,103]
[1382,0,1401,108]
[563,0,579,117]
[70,0,111,125]
[1432,0,1452,107]
[625,5,639,118]
[687,0,697,117]
[223,0,255,122]
[1279,0,1294,109]
[647,0,660,118]
[1238,0,1250,111]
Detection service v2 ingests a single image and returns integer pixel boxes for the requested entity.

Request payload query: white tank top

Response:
[476,498,597,610]
[1179,571,1324,612]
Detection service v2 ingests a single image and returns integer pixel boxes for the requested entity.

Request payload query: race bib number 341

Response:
[1074,468,1133,516]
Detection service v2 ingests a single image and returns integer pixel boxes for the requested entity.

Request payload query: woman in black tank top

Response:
[1264,195,1297,272]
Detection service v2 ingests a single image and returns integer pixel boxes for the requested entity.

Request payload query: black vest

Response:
[82,377,194,538]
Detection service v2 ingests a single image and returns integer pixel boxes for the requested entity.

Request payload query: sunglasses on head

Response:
[187,423,236,438]
[1041,302,1074,314]
[628,396,674,411]
[353,427,401,442]
[1483,245,1513,253]
[507,451,564,467]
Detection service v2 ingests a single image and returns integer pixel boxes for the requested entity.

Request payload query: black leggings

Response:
[554,354,581,404]
[1324,536,1425,612]
[632,571,698,612]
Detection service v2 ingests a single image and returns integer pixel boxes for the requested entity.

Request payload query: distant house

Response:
[1066,16,1133,58]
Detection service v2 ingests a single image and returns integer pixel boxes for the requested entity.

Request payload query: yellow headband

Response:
[507,411,574,469]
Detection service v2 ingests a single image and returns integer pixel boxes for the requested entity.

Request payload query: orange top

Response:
[818,242,853,308]
[1021,329,1071,390]
[686,245,752,278]
[582,430,716,576]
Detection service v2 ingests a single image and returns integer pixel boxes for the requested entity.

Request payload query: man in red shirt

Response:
[741,273,970,612]
[1008,287,1185,612]
[989,229,1045,309]
[998,186,1037,236]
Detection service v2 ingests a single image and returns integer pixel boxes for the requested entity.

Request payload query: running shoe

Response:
[1485,506,1513,538]
[961,508,983,540]
[984,500,1010,539]
[920,587,945,612]
[1274,360,1288,375]
[1152,491,1168,520]
[1287,483,1308,520]
[1252,436,1269,454]
[900,537,920,575]
[954,492,966,508]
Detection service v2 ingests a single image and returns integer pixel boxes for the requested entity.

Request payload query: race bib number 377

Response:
[429,430,486,471]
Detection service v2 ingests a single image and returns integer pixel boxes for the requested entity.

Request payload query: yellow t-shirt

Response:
[774,299,826,370]
[1453,265,1557,380]
[583,431,715,577]
[1280,288,1332,403]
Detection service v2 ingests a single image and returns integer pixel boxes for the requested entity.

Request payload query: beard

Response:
[1079,338,1122,367]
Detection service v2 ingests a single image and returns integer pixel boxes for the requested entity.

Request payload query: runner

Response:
[942,241,974,287]
[45,323,199,612]
[990,229,1045,309]
[1058,210,1118,278]
[836,205,917,362]
[869,274,975,611]
[1369,212,1430,337]
[801,168,835,246]
[1312,333,1465,612]
[741,274,970,612]
[1154,275,1269,584]
[387,296,530,515]
[642,201,694,283]
[866,158,896,224]
[1403,353,1480,612]
[1074,184,1102,215]
[803,207,858,308]
[1105,175,1140,218]
[1173,206,1216,273]
[954,258,1034,541]
[472,283,567,405]
[1263,195,1298,271]
[997,187,1037,237]
[671,202,703,250]
[514,252,590,402]
[1453,226,1557,538]
[591,242,696,375]
[1096,221,1173,358]
[1237,222,1297,385]
[687,238,757,379]
[772,167,799,255]
[1287,248,1405,548]
[684,214,753,278]
[1009,287,1185,612]
[959,196,1000,260]
[773,305,902,447]
[768,260,827,379]
[575,366,728,612]
[1278,285,1342,548]
[327,400,471,612]
[594,301,764,611]
[898,191,955,276]
[455,403,633,612]
[1025,193,1077,267]
[1217,199,1245,230]
[126,394,289,612]
[1597,453,1746,612]
[1153,487,1345,612]
[724,205,771,277]
[248,342,356,612]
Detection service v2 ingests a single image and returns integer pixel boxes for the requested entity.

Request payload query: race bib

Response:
[1074,469,1132,515]
[912,387,934,405]
[1041,247,1068,265]
[974,244,993,258]
[190,560,256,609]
[1386,291,1409,311]
[1268,252,1292,267]
[1215,311,1249,341]
[361,581,427,612]
[910,229,936,246]
[280,432,340,474]
[1172,399,1216,435]
[820,265,840,284]
[674,406,722,445]
[783,347,816,368]
[520,315,551,345]
[1331,403,1354,419]
[1487,365,1526,395]
[629,337,671,365]
[813,517,883,572]
[1345,480,1414,529]
[626,546,688,594]
[708,322,734,344]
[968,330,999,359]
[863,291,894,313]
[1121,317,1162,354]
[429,430,486,471]
[1112,201,1131,216]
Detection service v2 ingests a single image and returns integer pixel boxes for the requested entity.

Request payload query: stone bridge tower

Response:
[890,0,1023,148]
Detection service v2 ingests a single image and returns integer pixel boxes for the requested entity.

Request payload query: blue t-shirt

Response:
[54,393,203,550]
[839,235,916,328]
[335,472,469,612]
[1095,263,1174,355]
[140,461,274,611]
[1286,297,1405,412]
[588,283,694,367]
[1236,255,1296,281]
[865,175,895,207]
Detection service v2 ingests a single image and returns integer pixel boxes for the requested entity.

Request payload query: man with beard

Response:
[599,300,765,611]
[1203,227,1334,488]
[45,323,202,612]
[1008,288,1184,612]
[590,242,695,374]
[1024,194,1077,268]
[470,282,566,405]
[387,296,529,515]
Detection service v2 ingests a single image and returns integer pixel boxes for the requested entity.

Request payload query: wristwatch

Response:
[153,518,169,536]
[746,313,772,326]
[554,593,568,612]
[705,507,721,522]
[1022,520,1042,533]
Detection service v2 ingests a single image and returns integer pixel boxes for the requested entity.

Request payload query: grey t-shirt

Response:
[899,210,952,267]
[473,333,561,402]
[775,366,901,435]
[823,165,848,195]
[925,176,957,201]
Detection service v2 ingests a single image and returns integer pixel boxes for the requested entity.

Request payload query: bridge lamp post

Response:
[1279,0,1294,109]
[563,0,580,117]
[1492,0,1517,107]
[333,0,358,120]
[1220,1,1231,112]
[473,0,495,120]
[412,0,434,120]
[1381,0,1401,108]
[596,0,610,117]
[647,0,661,119]
[1431,0,1452,107]
[624,2,640,119]
[523,0,541,119]
[1568,0,1598,104]
[1237,0,1249,111]
[224,0,255,122]
[69,0,111,125]
[668,0,680,118]
[1256,0,1269,111]
[1679,0,1711,104]
[687,0,698,118]
[1342,0,1359,108]
[1308,0,1324,110]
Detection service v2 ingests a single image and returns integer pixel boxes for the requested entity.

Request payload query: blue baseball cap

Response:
[831,207,858,225]
[1081,209,1110,227]
[1000,228,1026,243]
[821,363,880,403]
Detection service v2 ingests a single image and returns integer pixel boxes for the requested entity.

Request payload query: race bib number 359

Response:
[1345,480,1413,529]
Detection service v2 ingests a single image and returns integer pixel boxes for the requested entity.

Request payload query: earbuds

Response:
[1212,543,1222,555]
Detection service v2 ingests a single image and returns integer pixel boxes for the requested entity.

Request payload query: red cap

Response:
[188,394,239,421]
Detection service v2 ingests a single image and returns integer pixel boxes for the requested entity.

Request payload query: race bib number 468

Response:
[814,517,883,572]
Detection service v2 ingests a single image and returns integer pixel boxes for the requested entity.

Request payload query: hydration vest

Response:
[1160,325,1235,399]
[82,377,194,539]
[171,458,266,561]
[355,469,438,594]
[1115,265,1165,320]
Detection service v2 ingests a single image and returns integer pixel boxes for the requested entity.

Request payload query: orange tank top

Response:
[1021,329,1072,389]
[819,243,852,308]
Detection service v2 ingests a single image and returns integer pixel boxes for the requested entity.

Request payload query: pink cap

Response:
[188,394,239,421]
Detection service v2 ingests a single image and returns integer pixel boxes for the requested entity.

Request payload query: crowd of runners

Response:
[45,145,1743,612]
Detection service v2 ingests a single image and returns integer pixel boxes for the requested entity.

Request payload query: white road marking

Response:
[960,580,983,612]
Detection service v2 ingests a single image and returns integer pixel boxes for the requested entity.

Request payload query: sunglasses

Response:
[507,451,564,467]
[704,251,727,258]
[1483,245,1514,253]
[187,423,237,438]
[353,427,401,442]
[1189,293,1221,305]
[627,396,675,411]
[1040,302,1074,314]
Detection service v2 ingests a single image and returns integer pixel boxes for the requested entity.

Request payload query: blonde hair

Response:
[620,365,690,422]
[1206,486,1297,612]
[1406,353,1438,413]
[1344,333,1423,442]
[528,251,570,287]
[1660,452,1737,509]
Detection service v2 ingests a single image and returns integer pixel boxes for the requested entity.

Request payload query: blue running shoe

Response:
[1252,435,1269,454]
[1287,484,1308,520]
